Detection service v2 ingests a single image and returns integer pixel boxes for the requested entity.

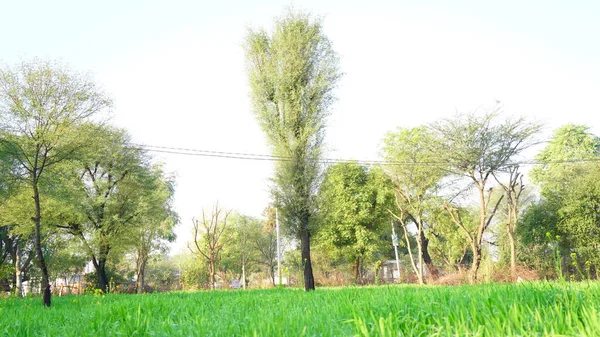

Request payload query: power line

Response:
[134,143,600,167]
[135,143,402,165]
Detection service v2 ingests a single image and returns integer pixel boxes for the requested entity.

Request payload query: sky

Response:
[2,0,599,253]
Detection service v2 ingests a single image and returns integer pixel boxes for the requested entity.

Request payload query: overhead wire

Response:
[133,143,600,167]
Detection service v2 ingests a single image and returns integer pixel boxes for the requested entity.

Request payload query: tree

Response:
[380,126,447,283]
[188,204,231,290]
[529,125,600,279]
[427,205,475,271]
[131,168,177,294]
[253,206,278,286]
[145,253,182,292]
[518,200,561,278]
[0,181,81,295]
[493,166,526,281]
[177,252,209,290]
[318,162,393,283]
[531,124,600,193]
[220,213,263,289]
[58,126,162,293]
[245,10,341,291]
[0,60,111,306]
[431,108,541,283]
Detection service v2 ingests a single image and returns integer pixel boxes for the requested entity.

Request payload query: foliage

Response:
[252,207,279,286]
[178,252,209,290]
[317,162,393,283]
[144,254,182,292]
[531,124,600,192]
[245,9,341,290]
[380,126,447,282]
[219,213,263,287]
[526,124,600,279]
[427,205,475,270]
[431,107,541,283]
[518,201,561,278]
[56,126,175,293]
[129,165,178,293]
[0,59,112,306]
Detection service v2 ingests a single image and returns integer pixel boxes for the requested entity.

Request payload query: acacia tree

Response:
[245,10,341,291]
[188,204,231,290]
[0,60,111,306]
[432,108,541,283]
[381,126,446,283]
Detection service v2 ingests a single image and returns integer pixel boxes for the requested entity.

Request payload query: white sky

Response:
[3,0,599,253]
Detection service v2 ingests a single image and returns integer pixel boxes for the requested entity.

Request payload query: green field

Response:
[1,282,599,336]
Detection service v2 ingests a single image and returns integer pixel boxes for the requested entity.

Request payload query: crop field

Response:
[1,282,599,336]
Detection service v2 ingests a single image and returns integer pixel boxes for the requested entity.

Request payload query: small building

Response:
[380,260,402,282]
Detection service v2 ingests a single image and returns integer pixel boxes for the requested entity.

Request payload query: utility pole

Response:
[276,208,282,286]
[391,221,401,282]
[242,229,246,290]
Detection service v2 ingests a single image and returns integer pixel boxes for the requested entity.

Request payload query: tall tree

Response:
[0,60,111,306]
[381,126,447,283]
[245,10,341,291]
[318,162,393,283]
[432,108,541,283]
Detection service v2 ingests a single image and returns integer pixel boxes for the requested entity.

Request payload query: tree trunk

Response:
[420,231,439,279]
[399,219,419,283]
[415,222,424,285]
[353,257,360,284]
[470,186,487,285]
[33,182,51,307]
[507,226,517,281]
[469,244,481,284]
[209,256,215,290]
[300,224,315,291]
[241,264,246,290]
[270,264,275,286]
[15,243,22,297]
[136,258,147,294]
[97,258,109,293]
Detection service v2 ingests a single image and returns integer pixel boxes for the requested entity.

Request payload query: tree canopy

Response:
[245,9,341,291]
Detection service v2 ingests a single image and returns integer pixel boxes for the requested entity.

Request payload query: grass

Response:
[1,282,599,336]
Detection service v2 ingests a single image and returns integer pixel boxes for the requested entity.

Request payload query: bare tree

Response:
[188,204,231,290]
